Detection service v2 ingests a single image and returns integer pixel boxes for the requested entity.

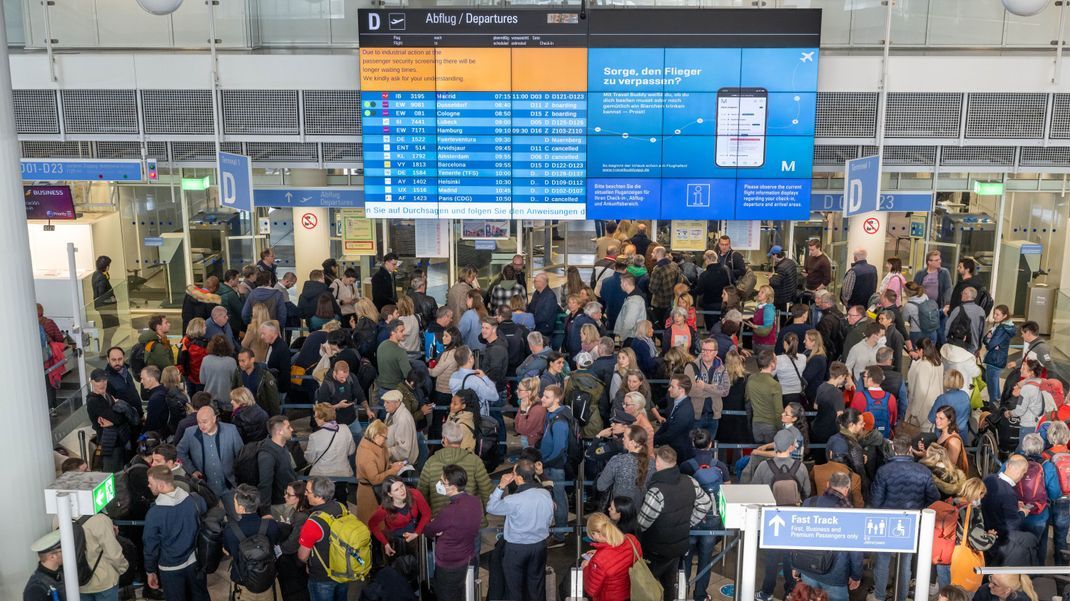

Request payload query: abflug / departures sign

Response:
[360,9,586,48]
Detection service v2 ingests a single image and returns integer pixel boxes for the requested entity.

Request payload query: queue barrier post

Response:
[738,505,761,601]
[914,508,937,601]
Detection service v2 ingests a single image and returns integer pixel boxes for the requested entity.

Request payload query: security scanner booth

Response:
[188,210,237,282]
[998,240,1051,328]
[934,207,997,289]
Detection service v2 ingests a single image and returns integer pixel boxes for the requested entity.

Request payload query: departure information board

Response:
[358,8,820,220]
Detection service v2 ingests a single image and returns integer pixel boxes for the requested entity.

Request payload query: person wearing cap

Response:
[24,530,63,601]
[86,367,134,472]
[563,351,607,438]
[143,465,209,600]
[751,429,811,601]
[371,252,400,311]
[767,244,799,315]
[383,389,418,465]
[653,375,697,462]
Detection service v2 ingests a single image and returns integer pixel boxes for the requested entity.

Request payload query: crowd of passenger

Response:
[24,227,1061,601]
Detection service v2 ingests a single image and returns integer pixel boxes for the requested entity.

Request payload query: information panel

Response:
[359,9,819,220]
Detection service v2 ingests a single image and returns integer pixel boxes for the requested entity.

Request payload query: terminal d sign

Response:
[760,507,920,553]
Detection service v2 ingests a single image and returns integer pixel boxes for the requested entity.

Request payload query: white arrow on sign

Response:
[95,489,106,508]
[284,192,293,202]
[768,514,786,536]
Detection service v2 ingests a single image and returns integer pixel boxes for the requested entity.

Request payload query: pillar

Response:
[289,169,331,288]
[0,6,63,596]
[846,210,887,274]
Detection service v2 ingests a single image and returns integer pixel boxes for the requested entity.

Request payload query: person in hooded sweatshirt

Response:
[241,269,287,327]
[142,465,209,600]
[298,268,340,327]
[982,304,1017,405]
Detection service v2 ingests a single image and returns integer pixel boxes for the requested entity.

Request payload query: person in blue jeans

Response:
[1043,421,1070,565]
[982,305,1017,405]
[298,476,362,601]
[539,383,572,547]
[793,472,861,601]
[680,429,728,601]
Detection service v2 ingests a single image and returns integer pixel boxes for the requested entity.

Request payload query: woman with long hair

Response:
[309,293,340,332]
[349,297,380,356]
[801,329,828,402]
[934,478,995,590]
[775,332,808,408]
[564,265,585,298]
[429,326,462,405]
[973,574,1039,601]
[595,425,651,506]
[606,495,639,537]
[612,369,653,415]
[459,289,489,351]
[355,420,405,524]
[906,337,944,425]
[514,376,547,449]
[919,442,966,498]
[608,348,639,402]
[580,322,601,354]
[880,256,907,307]
[929,371,972,453]
[928,404,968,473]
[242,303,272,361]
[583,512,642,601]
[653,346,695,422]
[199,335,237,410]
[717,349,754,463]
[178,317,209,393]
[395,295,421,353]
[367,475,432,558]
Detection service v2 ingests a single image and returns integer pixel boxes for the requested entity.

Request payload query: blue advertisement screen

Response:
[358,9,820,220]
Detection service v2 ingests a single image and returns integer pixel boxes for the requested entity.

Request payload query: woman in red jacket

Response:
[366,476,432,557]
[583,512,642,601]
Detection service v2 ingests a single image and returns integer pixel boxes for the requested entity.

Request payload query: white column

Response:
[914,509,937,601]
[847,211,887,270]
[290,169,330,289]
[0,6,64,596]
[738,505,761,601]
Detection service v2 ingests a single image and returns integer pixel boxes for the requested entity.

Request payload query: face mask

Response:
[878,336,887,347]
[435,481,447,496]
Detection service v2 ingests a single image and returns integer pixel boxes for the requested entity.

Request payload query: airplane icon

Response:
[389,13,406,31]
[800,51,815,63]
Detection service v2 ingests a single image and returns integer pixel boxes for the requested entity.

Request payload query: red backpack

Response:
[1050,453,1070,498]
[1014,461,1048,515]
[929,500,959,565]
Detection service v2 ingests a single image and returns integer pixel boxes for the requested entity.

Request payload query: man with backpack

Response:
[638,445,714,601]
[224,484,280,600]
[143,465,209,601]
[539,384,577,549]
[793,472,862,601]
[945,286,987,354]
[680,429,729,601]
[176,406,243,497]
[949,258,993,316]
[869,436,939,601]
[849,365,898,439]
[751,430,811,601]
[298,476,372,601]
[136,315,176,372]
[563,352,607,439]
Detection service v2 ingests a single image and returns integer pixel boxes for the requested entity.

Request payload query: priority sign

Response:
[760,506,919,553]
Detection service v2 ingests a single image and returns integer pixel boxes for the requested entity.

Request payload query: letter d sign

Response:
[368,13,380,30]
[847,178,863,215]
[222,172,236,206]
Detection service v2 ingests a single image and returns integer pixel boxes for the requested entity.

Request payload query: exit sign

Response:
[973,181,1003,196]
[181,176,211,191]
[92,474,116,514]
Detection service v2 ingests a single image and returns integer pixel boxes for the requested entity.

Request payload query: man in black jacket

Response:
[495,306,530,376]
[768,244,799,314]
[840,248,877,309]
[630,223,653,258]
[653,376,697,462]
[590,336,617,423]
[297,269,339,325]
[105,346,143,414]
[811,291,846,360]
[371,252,400,311]
[638,446,713,601]
[258,415,298,519]
[527,273,560,339]
[256,248,278,286]
[87,368,133,472]
[407,275,439,327]
[697,237,747,330]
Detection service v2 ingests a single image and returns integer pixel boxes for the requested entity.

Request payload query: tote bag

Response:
[950,504,985,593]
[627,538,663,601]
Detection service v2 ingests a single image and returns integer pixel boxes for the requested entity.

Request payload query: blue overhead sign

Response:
[218,152,253,213]
[760,507,919,553]
[254,188,364,209]
[844,155,880,217]
[21,158,143,182]
[811,192,934,213]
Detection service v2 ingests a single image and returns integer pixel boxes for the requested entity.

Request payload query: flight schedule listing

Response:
[358,8,821,220]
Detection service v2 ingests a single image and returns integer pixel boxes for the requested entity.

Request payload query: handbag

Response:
[950,504,985,593]
[626,537,663,601]
[970,369,987,410]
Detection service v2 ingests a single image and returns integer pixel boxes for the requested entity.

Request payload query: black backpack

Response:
[197,503,227,574]
[129,342,147,377]
[500,322,530,373]
[72,516,103,586]
[233,440,265,487]
[549,408,583,479]
[977,287,995,316]
[947,308,973,348]
[229,521,277,593]
[176,474,220,510]
[456,389,501,471]
[792,549,835,575]
[104,462,149,519]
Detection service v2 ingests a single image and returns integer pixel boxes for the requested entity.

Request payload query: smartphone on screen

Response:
[716,87,768,168]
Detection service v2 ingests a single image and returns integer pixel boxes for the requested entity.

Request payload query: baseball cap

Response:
[575,352,594,369]
[768,245,784,257]
[381,390,403,403]
[773,429,796,452]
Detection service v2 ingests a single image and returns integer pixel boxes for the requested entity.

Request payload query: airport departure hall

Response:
[8,1,1070,600]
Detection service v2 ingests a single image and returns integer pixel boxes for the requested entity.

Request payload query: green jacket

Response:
[746,372,783,428]
[217,283,245,332]
[138,329,175,370]
[230,363,280,416]
[417,446,492,525]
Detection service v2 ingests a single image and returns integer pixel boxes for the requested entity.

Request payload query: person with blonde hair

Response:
[933,477,996,589]
[973,573,1038,601]
[159,365,189,438]
[583,512,641,601]
[356,419,406,524]
[514,376,547,449]
[920,442,966,498]
[305,402,357,500]
[395,294,421,353]
[242,303,272,361]
[748,284,778,353]
[230,386,268,444]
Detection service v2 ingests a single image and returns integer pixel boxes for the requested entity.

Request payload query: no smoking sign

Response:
[863,217,880,235]
[301,212,318,230]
